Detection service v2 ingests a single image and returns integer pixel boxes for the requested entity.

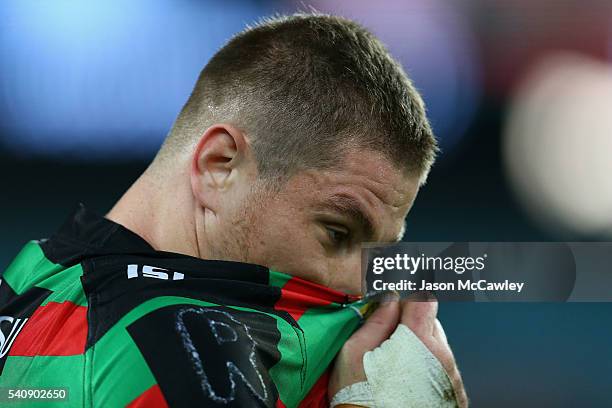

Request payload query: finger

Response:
[348,296,401,351]
[400,296,438,337]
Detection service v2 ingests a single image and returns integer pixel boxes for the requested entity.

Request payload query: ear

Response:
[190,124,250,212]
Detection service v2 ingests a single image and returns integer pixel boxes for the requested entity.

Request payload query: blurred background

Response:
[1,1,611,406]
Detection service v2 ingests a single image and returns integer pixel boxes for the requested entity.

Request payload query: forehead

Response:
[283,148,420,241]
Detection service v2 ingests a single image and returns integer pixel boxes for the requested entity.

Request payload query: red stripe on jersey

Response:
[276,398,287,407]
[275,276,357,321]
[285,276,358,304]
[298,369,330,408]
[275,288,330,321]
[126,384,168,408]
[9,301,87,356]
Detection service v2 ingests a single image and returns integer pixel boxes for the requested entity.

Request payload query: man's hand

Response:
[328,295,468,407]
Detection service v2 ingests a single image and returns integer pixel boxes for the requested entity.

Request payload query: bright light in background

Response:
[0,0,273,159]
[308,0,482,154]
[503,53,612,237]
[0,0,480,161]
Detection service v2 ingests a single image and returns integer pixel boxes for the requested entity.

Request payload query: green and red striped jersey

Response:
[0,204,369,407]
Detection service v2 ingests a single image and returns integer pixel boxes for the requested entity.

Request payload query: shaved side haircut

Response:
[155,13,438,185]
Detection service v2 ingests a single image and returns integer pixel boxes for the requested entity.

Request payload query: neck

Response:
[106,165,200,257]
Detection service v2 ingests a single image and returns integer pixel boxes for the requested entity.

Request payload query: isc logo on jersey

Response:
[0,279,29,359]
[0,316,27,359]
[127,265,185,281]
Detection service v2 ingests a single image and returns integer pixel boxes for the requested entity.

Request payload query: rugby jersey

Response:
[0,204,368,407]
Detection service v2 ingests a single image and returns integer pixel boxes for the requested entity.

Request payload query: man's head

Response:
[143,13,437,293]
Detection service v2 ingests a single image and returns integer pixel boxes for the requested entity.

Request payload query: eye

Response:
[325,225,350,246]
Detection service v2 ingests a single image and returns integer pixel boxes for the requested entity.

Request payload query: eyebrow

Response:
[318,195,376,242]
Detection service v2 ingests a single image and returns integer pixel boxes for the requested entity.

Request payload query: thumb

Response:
[348,294,401,351]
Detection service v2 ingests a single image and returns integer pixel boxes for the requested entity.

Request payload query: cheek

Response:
[251,214,312,263]
[247,210,328,279]
[204,210,250,261]
[331,259,363,294]
[204,193,262,261]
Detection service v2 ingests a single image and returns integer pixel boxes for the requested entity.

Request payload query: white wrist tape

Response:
[330,324,457,408]
[329,381,374,407]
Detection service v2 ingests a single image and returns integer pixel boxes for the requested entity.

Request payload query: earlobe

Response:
[190,124,246,210]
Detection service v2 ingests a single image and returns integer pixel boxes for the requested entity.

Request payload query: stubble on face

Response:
[202,148,420,292]
[205,182,269,264]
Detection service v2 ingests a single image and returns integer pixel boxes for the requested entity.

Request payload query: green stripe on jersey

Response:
[268,269,292,288]
[0,355,85,407]
[2,241,61,295]
[2,241,87,306]
[269,301,366,407]
[294,303,363,395]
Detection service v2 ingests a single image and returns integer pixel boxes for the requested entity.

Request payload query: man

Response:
[0,13,466,407]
